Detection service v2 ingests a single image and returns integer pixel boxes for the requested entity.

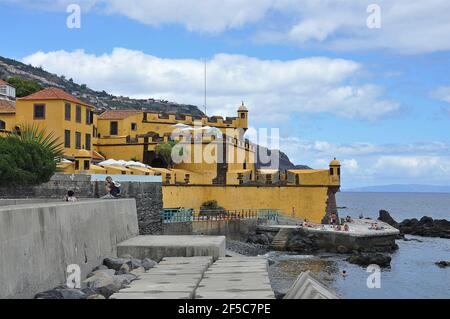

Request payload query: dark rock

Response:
[346,253,391,268]
[85,274,121,298]
[34,287,86,299]
[103,257,132,271]
[114,274,138,287]
[285,229,319,253]
[378,210,399,228]
[246,233,270,245]
[81,287,98,297]
[34,290,64,299]
[337,245,349,254]
[142,258,157,271]
[435,261,450,268]
[399,216,450,239]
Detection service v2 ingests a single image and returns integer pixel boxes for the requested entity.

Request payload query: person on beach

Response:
[102,176,121,199]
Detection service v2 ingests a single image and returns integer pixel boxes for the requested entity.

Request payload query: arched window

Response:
[0,120,5,130]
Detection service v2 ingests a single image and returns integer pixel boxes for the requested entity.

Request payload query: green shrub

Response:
[0,125,63,186]
[6,77,42,97]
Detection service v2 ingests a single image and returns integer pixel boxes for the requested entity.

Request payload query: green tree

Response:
[0,125,63,186]
[6,77,43,97]
[155,141,179,168]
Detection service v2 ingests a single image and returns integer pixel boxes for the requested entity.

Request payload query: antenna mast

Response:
[204,58,207,115]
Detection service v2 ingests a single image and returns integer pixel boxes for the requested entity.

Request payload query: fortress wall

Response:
[0,199,139,299]
[162,219,257,241]
[163,185,334,223]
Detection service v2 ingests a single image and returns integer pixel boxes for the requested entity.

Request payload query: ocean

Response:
[268,192,450,299]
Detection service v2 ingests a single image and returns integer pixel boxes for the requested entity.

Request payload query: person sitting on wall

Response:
[344,224,350,232]
[102,176,121,199]
[65,190,77,202]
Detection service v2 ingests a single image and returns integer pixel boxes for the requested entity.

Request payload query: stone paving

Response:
[110,255,275,299]
[110,256,213,299]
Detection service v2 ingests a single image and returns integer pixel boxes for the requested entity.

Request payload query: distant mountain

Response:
[344,184,450,193]
[0,55,205,116]
[256,146,311,172]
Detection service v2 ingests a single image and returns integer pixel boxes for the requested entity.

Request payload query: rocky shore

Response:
[378,210,450,239]
[34,256,157,299]
[226,239,270,256]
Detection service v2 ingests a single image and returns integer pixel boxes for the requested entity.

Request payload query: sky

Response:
[1,0,450,188]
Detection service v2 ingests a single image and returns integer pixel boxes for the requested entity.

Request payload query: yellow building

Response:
[0,86,341,223]
[0,79,16,135]
[13,87,96,159]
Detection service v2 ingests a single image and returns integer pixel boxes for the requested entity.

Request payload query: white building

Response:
[0,79,16,101]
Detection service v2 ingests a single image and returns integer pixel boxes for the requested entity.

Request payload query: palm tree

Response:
[8,124,64,162]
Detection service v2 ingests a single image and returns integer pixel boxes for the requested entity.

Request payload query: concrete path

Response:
[195,257,275,299]
[110,256,213,299]
[110,255,275,299]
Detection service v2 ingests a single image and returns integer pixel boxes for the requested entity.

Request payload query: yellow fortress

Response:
[0,84,341,223]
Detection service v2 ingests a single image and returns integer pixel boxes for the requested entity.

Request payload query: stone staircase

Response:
[270,228,291,250]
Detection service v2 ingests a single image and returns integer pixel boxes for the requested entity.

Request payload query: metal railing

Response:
[162,208,281,223]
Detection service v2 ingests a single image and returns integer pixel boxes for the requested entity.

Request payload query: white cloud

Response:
[22,48,399,120]
[103,0,274,33]
[431,86,450,104]
[256,0,450,54]
[7,0,450,53]
[277,138,450,186]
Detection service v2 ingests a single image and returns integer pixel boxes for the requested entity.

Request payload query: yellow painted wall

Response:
[162,185,332,223]
[15,99,94,158]
[0,113,16,131]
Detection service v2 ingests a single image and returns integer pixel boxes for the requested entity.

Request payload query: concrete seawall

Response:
[0,199,139,299]
[162,219,257,241]
[0,173,163,235]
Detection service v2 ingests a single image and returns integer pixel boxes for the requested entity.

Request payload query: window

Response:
[131,123,137,131]
[84,160,90,170]
[337,168,341,176]
[240,112,246,119]
[330,167,334,175]
[75,105,81,123]
[74,160,80,170]
[110,121,118,135]
[85,133,91,151]
[86,109,93,125]
[33,104,45,119]
[65,103,71,121]
[0,120,5,130]
[64,130,71,148]
[75,132,81,149]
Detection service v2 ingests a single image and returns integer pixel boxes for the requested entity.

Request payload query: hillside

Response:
[0,55,309,170]
[0,55,205,116]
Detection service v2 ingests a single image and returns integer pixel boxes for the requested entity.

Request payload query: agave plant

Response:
[8,124,64,162]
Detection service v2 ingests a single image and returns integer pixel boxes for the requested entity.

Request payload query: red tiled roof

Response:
[98,110,142,120]
[18,87,93,108]
[0,79,7,85]
[0,99,15,113]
